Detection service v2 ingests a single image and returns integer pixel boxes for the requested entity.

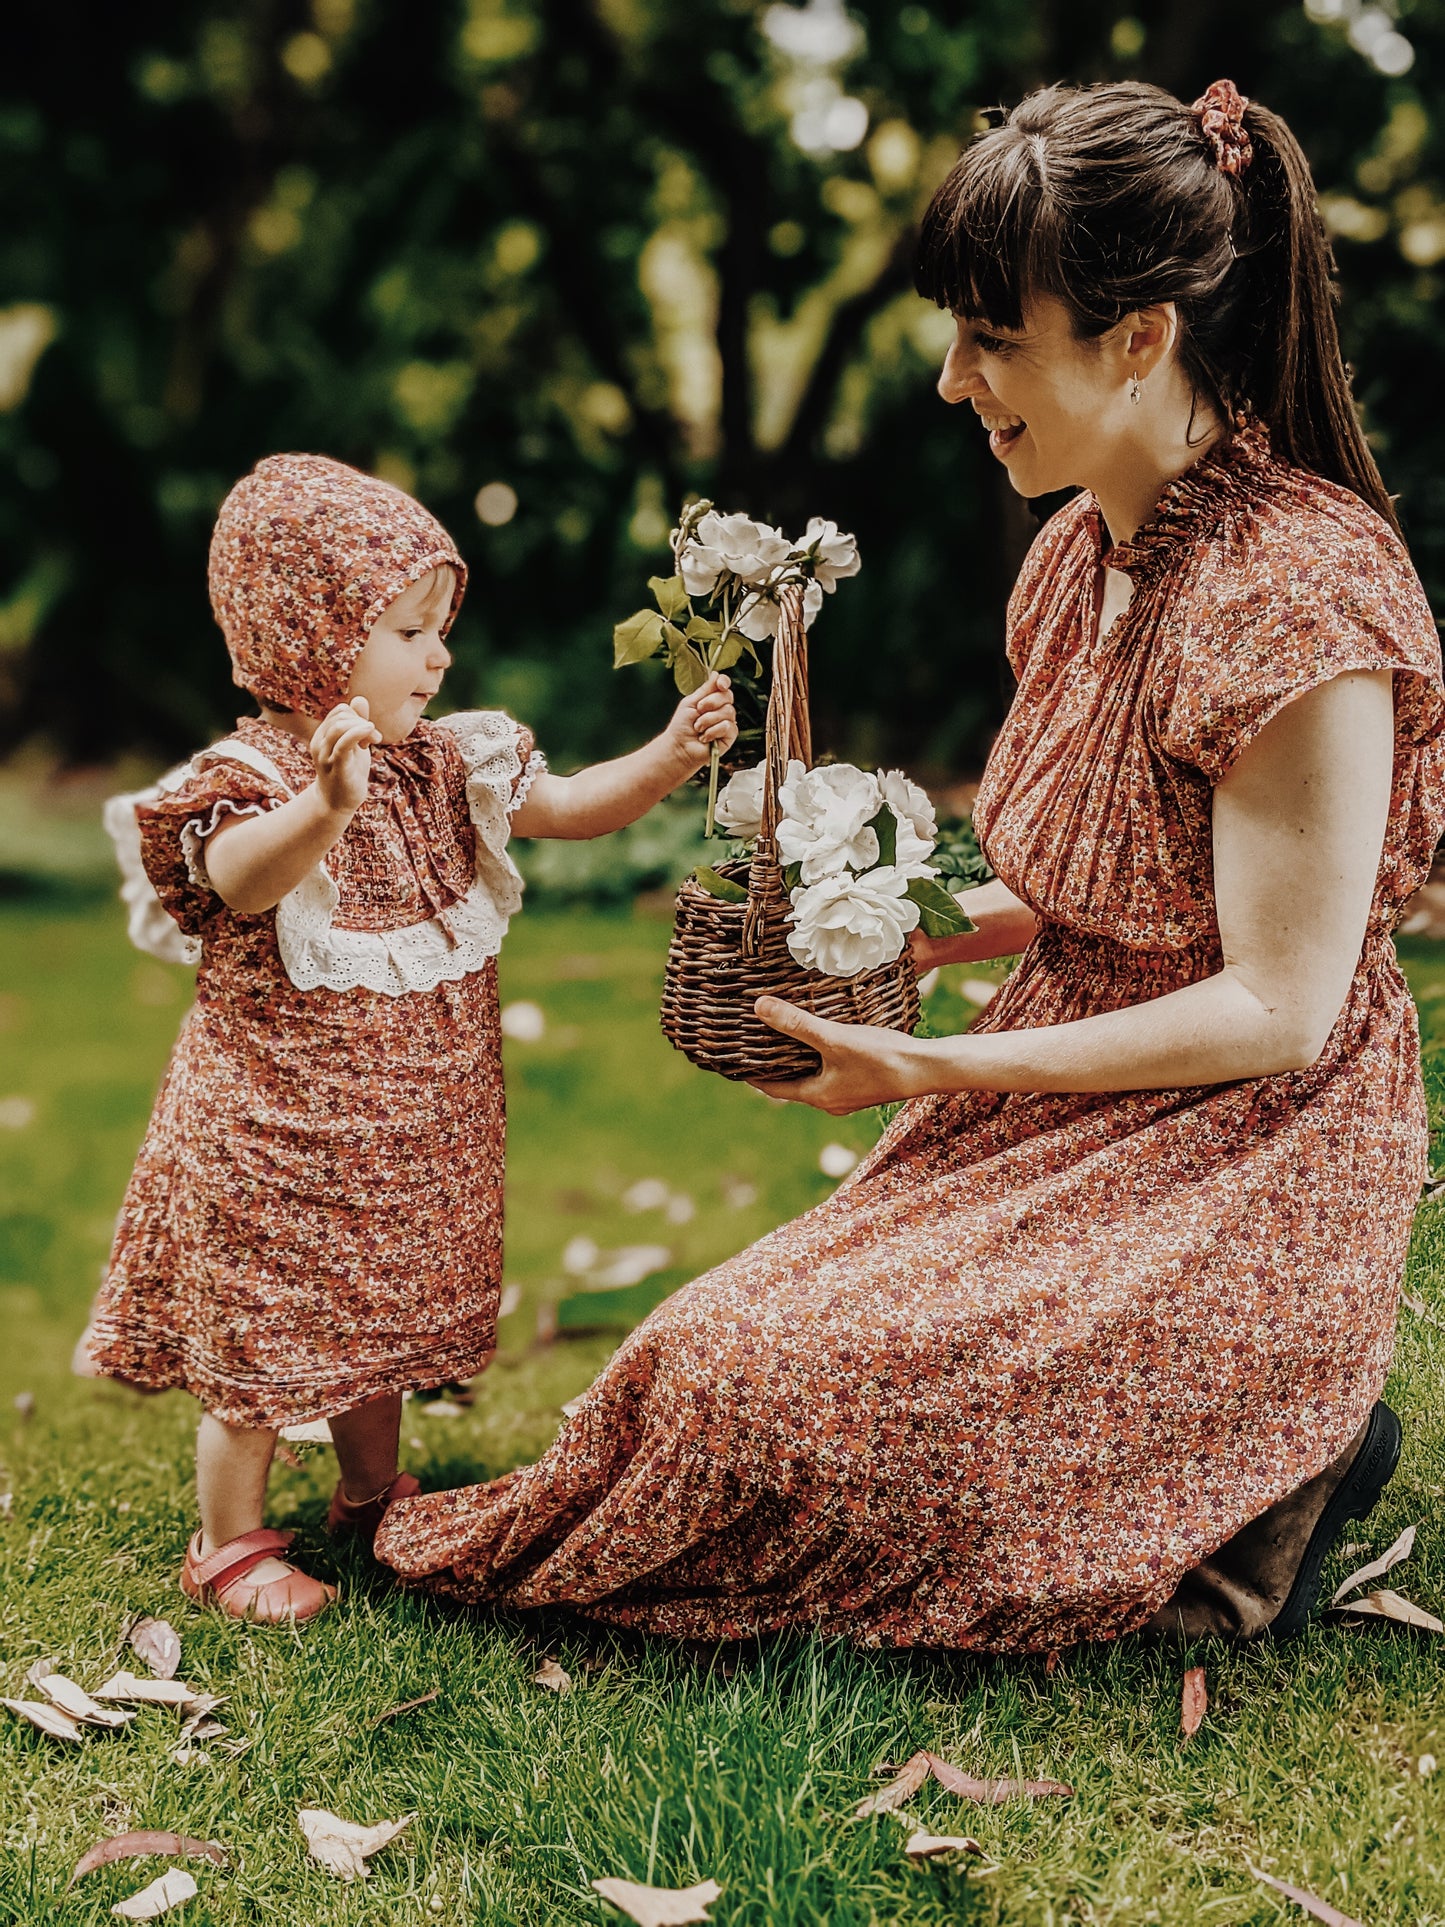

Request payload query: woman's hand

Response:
[310,698,382,815]
[666,673,738,771]
[750,996,930,1113]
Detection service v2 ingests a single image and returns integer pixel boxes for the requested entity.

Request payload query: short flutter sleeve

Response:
[1152,495,1445,785]
[105,753,290,954]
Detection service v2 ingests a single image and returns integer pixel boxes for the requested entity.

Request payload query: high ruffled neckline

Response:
[1094,419,1276,582]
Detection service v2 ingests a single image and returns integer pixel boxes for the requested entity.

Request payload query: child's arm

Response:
[511,673,737,840]
[204,700,382,913]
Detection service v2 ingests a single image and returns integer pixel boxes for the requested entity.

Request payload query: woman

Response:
[377,80,1444,1650]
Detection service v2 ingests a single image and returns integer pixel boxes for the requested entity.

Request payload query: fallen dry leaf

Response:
[1180,1665,1208,1742]
[298,1808,413,1881]
[924,1753,1073,1804]
[2,1696,86,1742]
[128,1617,182,1680]
[591,1876,722,1924]
[1330,1588,1443,1634]
[1044,1650,1060,1676]
[855,1752,932,1817]
[1248,1864,1366,1927]
[534,1658,572,1694]
[373,1689,440,1725]
[1329,1523,1417,1607]
[1401,1290,1445,1329]
[36,1673,135,1730]
[26,1656,54,1686]
[69,1833,227,1889]
[903,1829,983,1860]
[177,1711,226,1743]
[93,1671,205,1712]
[110,1867,199,1919]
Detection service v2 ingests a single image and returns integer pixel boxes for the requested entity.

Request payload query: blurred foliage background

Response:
[2,0,1443,779]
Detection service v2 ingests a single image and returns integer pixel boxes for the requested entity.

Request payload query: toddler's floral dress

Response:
[87,708,540,1426]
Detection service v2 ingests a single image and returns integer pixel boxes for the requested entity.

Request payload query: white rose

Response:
[801,516,861,592]
[714,761,766,840]
[878,768,937,866]
[786,865,920,977]
[775,759,882,884]
[736,577,823,641]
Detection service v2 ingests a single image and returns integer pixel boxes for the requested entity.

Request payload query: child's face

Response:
[348,568,456,742]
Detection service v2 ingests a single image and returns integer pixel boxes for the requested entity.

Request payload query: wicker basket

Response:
[660,582,921,1081]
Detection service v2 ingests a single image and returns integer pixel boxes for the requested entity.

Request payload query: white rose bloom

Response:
[776,759,882,884]
[878,768,937,866]
[786,865,921,977]
[737,577,823,642]
[802,516,861,592]
[679,537,726,599]
[714,762,766,840]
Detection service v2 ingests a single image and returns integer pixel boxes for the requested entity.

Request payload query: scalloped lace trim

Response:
[105,712,537,994]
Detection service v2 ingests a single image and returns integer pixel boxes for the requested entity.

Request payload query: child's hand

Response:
[310,698,382,814]
[668,673,738,770]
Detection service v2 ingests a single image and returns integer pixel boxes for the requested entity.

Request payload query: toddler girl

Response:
[82,453,735,1622]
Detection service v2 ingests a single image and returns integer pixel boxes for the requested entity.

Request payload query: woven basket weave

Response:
[660,582,921,1082]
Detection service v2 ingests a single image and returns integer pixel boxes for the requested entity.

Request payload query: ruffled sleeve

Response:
[105,751,291,956]
[1152,495,1445,785]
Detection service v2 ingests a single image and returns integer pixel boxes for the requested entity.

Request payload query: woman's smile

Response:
[975,404,1027,456]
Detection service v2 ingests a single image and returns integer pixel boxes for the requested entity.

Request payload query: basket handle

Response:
[743,581,811,957]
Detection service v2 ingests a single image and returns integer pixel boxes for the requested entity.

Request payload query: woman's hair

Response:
[916,81,1397,530]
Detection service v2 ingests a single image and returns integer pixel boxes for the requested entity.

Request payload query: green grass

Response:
[3,895,1445,1925]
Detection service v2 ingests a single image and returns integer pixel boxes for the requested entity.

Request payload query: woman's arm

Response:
[205,700,380,914]
[510,674,736,840]
[756,670,1395,1113]
[908,876,1040,968]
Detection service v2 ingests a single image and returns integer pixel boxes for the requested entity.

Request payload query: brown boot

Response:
[326,1472,421,1551]
[1141,1403,1401,1641]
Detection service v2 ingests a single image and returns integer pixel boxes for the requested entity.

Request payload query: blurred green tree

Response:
[1,0,1440,772]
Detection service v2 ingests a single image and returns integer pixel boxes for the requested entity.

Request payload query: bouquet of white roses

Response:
[613,501,861,834]
[712,757,974,977]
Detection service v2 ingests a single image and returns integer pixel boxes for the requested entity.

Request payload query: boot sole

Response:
[1268,1401,1402,1640]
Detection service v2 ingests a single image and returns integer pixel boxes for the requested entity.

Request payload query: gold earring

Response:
[1128,374,1142,405]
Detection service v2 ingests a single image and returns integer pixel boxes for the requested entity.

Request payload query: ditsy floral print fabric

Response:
[377,430,1445,1650]
[88,715,538,1426]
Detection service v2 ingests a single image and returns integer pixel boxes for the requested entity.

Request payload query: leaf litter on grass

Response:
[534,1657,572,1693]
[298,1808,413,1881]
[856,1750,1072,1817]
[1180,1666,1208,1741]
[69,1834,227,1889]
[109,1867,199,1919]
[1329,1522,1417,1605]
[126,1615,182,1679]
[1248,1864,1367,1927]
[902,1829,984,1861]
[591,1875,722,1924]
[1331,1588,1444,1633]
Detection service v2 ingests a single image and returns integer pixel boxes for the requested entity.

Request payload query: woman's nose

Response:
[937,332,985,405]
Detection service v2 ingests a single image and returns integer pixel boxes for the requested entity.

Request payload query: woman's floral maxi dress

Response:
[379,433,1445,1651]
[88,711,539,1428]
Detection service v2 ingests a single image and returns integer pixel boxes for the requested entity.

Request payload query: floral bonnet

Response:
[209,454,467,716]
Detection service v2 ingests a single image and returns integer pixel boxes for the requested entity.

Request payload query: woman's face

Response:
[937,295,1137,499]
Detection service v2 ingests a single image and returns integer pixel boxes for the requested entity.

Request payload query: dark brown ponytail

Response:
[916,81,1398,532]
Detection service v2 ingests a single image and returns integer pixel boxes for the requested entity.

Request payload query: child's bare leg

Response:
[330,1392,404,1502]
[196,1411,291,1584]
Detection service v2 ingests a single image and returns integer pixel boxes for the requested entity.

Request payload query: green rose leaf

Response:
[649,574,691,622]
[868,803,898,869]
[684,614,723,647]
[666,627,708,693]
[693,865,749,902]
[906,875,978,938]
[713,633,747,672]
[613,607,668,667]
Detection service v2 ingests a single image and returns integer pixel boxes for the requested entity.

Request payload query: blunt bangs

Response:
[914,127,1052,330]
